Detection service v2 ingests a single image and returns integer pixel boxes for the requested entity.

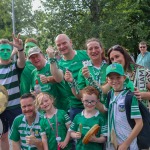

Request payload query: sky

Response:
[32,0,43,11]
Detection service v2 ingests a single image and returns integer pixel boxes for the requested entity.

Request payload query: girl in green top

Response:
[35,92,72,150]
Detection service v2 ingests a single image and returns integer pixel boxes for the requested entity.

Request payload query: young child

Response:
[35,92,71,150]
[106,63,143,150]
[69,86,107,150]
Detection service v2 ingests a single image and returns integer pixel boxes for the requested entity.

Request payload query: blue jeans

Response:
[69,107,83,121]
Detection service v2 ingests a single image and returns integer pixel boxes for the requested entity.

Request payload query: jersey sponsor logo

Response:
[70,62,77,65]
[118,103,125,112]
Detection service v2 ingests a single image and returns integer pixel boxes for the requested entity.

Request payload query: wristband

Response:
[68,79,79,94]
[87,76,102,92]
[18,48,24,52]
[68,79,76,88]
[49,58,57,64]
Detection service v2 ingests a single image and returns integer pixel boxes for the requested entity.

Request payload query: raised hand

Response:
[9,33,23,51]
[46,46,55,58]
[82,67,90,78]
[64,70,73,82]
[38,74,48,84]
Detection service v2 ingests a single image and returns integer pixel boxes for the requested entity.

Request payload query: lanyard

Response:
[92,60,105,85]
[46,109,59,138]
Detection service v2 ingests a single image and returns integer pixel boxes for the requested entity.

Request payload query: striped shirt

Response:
[108,91,141,150]
[9,113,42,150]
[0,62,22,109]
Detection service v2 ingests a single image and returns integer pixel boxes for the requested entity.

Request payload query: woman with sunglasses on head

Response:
[107,45,150,111]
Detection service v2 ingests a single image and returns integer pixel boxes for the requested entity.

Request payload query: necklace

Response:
[46,109,61,142]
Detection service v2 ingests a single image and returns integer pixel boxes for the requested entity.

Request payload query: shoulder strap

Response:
[107,90,112,106]
[125,91,135,128]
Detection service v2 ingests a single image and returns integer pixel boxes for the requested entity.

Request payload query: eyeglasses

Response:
[82,100,97,105]
[140,46,146,48]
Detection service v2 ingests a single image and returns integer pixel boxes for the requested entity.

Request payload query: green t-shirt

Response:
[30,62,71,111]
[69,110,107,150]
[58,50,89,108]
[78,60,108,105]
[55,81,72,112]
[20,60,35,95]
[9,113,42,150]
[40,109,71,150]
[30,62,59,100]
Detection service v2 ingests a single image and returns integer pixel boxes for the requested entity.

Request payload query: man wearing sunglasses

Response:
[136,41,150,70]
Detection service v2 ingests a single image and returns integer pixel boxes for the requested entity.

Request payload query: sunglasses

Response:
[140,46,146,48]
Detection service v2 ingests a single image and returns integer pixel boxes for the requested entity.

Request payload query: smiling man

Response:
[9,93,43,150]
[136,41,150,70]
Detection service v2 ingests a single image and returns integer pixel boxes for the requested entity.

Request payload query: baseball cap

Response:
[106,63,125,76]
[28,46,41,58]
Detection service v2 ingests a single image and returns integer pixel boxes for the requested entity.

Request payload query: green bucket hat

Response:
[106,63,125,76]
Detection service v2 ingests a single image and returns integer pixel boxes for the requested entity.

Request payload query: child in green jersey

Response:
[69,86,107,150]
[35,92,72,150]
[106,63,143,150]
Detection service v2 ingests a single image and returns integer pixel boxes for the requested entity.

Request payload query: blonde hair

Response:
[35,92,54,110]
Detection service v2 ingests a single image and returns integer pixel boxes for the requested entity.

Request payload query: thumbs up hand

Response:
[26,129,36,145]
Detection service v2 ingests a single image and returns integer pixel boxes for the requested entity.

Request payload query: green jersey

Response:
[58,50,89,108]
[69,110,107,150]
[20,60,35,95]
[9,113,42,150]
[78,60,108,105]
[30,62,59,102]
[40,109,71,150]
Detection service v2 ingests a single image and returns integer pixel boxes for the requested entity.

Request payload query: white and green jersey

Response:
[40,109,71,150]
[0,62,23,109]
[107,90,141,150]
[78,60,108,105]
[69,110,107,150]
[9,113,42,150]
[58,50,89,108]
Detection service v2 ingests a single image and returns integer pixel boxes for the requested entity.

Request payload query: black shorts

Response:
[0,107,22,133]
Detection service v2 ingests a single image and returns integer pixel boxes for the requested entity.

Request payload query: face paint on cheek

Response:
[24,42,37,56]
[0,44,12,60]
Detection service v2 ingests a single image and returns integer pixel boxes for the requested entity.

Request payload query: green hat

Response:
[106,63,124,76]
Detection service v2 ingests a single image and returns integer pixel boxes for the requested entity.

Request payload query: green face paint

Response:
[24,42,37,56]
[0,44,12,60]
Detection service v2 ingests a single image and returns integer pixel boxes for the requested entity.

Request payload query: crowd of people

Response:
[0,33,149,150]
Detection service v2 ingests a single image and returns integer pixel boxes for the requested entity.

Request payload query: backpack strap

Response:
[125,91,135,128]
[107,90,112,107]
